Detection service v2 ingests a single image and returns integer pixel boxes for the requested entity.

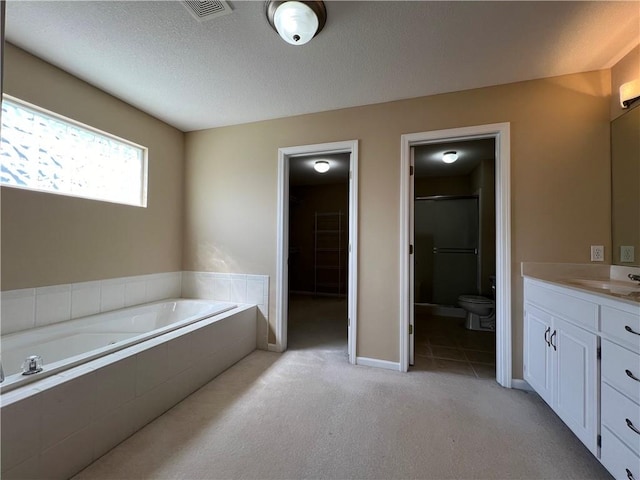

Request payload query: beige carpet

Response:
[74,297,610,479]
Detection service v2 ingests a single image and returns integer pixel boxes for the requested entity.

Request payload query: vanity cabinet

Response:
[599,307,640,480]
[524,280,598,454]
[524,277,640,479]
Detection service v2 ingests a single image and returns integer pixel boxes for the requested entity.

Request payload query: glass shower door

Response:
[414,196,479,306]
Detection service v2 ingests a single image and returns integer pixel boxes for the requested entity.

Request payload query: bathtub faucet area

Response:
[21,355,43,376]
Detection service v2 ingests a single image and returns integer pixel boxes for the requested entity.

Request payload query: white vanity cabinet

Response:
[524,277,640,480]
[524,279,599,454]
[599,307,640,480]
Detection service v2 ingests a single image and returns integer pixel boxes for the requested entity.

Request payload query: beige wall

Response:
[1,44,185,289]
[611,44,640,120]
[184,70,612,377]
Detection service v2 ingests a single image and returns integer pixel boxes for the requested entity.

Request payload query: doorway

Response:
[400,123,512,387]
[275,140,359,364]
[412,139,496,378]
[288,154,349,352]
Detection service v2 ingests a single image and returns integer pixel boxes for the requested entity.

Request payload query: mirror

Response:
[611,106,640,266]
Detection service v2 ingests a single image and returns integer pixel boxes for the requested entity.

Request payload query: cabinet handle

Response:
[626,369,640,382]
[544,327,551,346]
[626,418,640,435]
[550,330,557,351]
[625,325,640,336]
[627,468,635,480]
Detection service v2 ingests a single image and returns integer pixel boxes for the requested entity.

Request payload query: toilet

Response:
[458,276,496,331]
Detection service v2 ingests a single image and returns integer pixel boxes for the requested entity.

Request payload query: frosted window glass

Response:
[0,97,147,207]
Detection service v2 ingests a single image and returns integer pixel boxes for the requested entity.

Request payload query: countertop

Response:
[521,263,640,306]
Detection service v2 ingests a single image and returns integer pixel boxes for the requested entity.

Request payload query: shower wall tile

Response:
[35,285,71,327]
[1,289,36,335]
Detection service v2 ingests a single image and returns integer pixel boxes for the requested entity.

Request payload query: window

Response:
[1,96,148,207]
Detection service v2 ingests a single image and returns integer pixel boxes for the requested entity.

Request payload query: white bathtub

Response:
[1,299,235,390]
[1,299,257,479]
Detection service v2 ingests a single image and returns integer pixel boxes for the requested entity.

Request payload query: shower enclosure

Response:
[414,195,479,307]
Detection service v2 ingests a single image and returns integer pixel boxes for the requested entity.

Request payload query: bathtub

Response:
[1,299,257,480]
[1,298,235,391]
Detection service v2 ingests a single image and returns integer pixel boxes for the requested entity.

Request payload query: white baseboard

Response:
[511,379,533,391]
[356,356,401,371]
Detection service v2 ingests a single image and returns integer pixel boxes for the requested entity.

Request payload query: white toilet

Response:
[458,276,496,331]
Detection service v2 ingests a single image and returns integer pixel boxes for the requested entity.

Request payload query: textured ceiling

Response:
[5,1,640,132]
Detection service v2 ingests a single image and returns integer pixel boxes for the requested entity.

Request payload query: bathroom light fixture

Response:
[314,160,330,173]
[620,79,640,108]
[266,0,326,45]
[442,151,458,164]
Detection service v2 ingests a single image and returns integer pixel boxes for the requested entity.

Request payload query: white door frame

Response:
[399,123,512,387]
[274,140,359,364]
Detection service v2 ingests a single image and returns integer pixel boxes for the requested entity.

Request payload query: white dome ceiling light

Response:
[442,151,459,164]
[314,160,330,173]
[266,1,327,46]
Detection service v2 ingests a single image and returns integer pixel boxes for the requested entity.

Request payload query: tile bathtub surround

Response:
[0,289,36,334]
[0,305,257,480]
[181,271,270,351]
[181,271,269,318]
[1,272,182,335]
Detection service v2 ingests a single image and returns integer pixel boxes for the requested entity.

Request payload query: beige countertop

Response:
[521,263,640,306]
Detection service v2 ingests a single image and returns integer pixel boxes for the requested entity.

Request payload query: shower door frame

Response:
[399,123,513,388]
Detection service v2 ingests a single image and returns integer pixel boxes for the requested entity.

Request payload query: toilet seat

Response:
[458,295,493,304]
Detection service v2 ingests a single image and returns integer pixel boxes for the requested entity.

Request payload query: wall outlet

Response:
[620,246,635,263]
[590,245,605,262]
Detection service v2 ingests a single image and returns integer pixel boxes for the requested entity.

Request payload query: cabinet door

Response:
[554,318,598,455]
[524,304,554,406]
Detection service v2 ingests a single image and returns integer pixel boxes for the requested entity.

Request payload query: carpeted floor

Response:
[74,296,610,479]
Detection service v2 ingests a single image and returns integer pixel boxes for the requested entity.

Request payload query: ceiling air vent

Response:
[182,0,233,22]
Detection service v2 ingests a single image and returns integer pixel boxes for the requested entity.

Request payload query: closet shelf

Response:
[314,211,344,296]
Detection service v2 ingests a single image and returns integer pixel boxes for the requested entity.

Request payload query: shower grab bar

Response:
[432,247,478,255]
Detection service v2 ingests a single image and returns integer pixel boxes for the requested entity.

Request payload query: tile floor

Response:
[413,308,496,379]
[287,294,496,380]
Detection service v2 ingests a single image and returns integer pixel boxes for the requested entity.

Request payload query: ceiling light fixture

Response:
[442,151,458,164]
[314,160,330,173]
[266,1,327,46]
